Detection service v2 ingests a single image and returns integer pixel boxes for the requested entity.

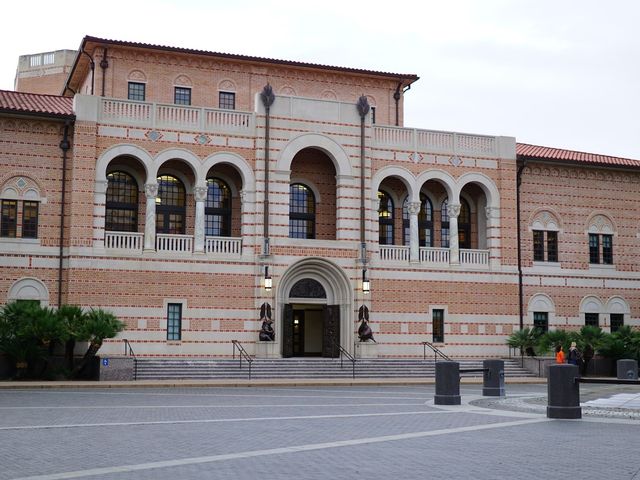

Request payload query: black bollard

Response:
[434,361,461,405]
[547,364,581,419]
[617,359,639,380]
[482,359,505,396]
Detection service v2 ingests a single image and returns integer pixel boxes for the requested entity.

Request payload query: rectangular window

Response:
[371,106,376,124]
[610,313,624,333]
[128,82,146,101]
[22,201,39,238]
[533,312,549,333]
[547,231,558,262]
[1,200,17,238]
[585,312,599,327]
[219,91,235,110]
[602,234,613,264]
[533,230,544,261]
[174,87,191,105]
[432,309,444,343]
[167,303,182,341]
[588,234,599,264]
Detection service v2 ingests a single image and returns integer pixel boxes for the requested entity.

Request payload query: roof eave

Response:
[0,108,75,121]
[517,154,640,171]
[74,35,419,84]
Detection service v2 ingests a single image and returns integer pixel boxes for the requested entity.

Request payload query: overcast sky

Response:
[2,0,639,159]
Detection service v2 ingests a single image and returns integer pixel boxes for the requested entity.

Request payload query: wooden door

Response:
[322,304,340,358]
[282,304,293,358]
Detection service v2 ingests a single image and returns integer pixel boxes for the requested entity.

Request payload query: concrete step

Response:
[133,357,536,380]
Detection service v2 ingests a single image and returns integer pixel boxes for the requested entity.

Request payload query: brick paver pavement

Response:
[0,384,638,480]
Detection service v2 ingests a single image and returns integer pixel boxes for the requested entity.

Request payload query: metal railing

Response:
[422,341,452,362]
[231,340,253,379]
[123,338,137,380]
[332,340,356,379]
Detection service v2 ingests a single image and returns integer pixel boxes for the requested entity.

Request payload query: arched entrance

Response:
[277,258,353,358]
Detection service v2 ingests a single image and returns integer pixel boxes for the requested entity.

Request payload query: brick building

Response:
[1,36,638,359]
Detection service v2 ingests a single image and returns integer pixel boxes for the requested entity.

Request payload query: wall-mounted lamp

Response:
[362,268,370,294]
[264,266,272,292]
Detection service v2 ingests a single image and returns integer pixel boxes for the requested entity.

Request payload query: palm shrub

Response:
[72,308,124,378]
[574,325,606,374]
[507,327,542,356]
[538,329,571,355]
[599,326,640,363]
[0,302,60,378]
[56,305,86,371]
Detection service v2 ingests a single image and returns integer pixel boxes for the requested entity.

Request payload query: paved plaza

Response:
[0,384,639,480]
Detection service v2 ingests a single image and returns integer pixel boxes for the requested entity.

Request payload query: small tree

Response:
[72,308,124,378]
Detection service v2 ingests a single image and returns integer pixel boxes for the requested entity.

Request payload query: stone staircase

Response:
[134,357,536,380]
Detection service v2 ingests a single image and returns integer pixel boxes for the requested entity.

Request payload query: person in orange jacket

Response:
[555,344,565,364]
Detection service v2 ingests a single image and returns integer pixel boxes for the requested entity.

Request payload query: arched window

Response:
[403,194,433,246]
[458,199,471,249]
[106,171,138,232]
[289,183,315,239]
[156,175,186,234]
[205,178,231,237]
[378,190,394,245]
[441,198,471,248]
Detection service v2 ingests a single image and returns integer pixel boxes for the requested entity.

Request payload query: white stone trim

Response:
[7,277,50,306]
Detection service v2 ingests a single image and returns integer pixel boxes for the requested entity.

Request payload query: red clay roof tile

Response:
[0,90,74,117]
[516,142,640,168]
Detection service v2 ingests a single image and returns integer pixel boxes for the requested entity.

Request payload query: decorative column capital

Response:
[485,206,500,220]
[193,186,208,202]
[407,202,421,215]
[95,180,109,195]
[144,183,158,198]
[447,203,461,218]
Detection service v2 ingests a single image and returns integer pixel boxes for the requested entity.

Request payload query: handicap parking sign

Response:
[102,358,109,366]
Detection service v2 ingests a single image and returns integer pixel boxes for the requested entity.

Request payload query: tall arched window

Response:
[403,194,433,246]
[205,177,231,237]
[289,183,315,239]
[378,190,394,245]
[156,175,186,234]
[441,198,471,248]
[105,171,138,232]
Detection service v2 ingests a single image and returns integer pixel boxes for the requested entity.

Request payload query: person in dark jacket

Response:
[567,342,582,366]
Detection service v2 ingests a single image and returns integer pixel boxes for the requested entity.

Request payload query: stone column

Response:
[448,202,461,264]
[407,201,421,263]
[485,206,501,268]
[143,183,158,252]
[193,185,207,254]
[92,180,108,250]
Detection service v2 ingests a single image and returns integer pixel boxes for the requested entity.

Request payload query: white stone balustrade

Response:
[419,247,450,264]
[379,245,410,262]
[459,249,490,265]
[156,234,193,253]
[205,236,242,255]
[373,126,497,156]
[104,231,144,252]
[100,98,254,134]
[379,245,489,267]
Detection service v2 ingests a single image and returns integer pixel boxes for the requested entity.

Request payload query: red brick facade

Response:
[1,36,638,359]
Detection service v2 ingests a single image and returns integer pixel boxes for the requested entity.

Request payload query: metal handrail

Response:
[332,340,356,379]
[123,338,137,380]
[231,340,253,379]
[422,341,452,362]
